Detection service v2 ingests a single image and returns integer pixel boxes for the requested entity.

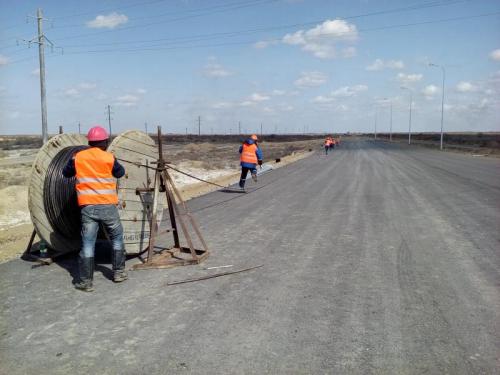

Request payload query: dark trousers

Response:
[239,166,256,188]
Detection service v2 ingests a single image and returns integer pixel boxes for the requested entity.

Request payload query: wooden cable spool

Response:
[28,130,167,256]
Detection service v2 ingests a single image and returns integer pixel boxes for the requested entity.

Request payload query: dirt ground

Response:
[0,138,322,264]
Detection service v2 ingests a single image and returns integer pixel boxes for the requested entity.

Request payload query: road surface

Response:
[1,140,499,374]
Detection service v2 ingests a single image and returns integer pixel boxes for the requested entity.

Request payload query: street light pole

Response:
[430,63,445,150]
[374,108,377,140]
[400,86,413,145]
[389,100,393,142]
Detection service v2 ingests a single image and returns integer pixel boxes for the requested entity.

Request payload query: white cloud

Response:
[136,88,147,94]
[96,93,107,100]
[204,58,233,78]
[249,93,270,102]
[0,55,9,65]
[312,95,335,104]
[366,58,404,71]
[115,94,139,107]
[239,100,254,107]
[283,19,358,59]
[86,12,128,29]
[211,101,233,109]
[331,84,368,98]
[8,111,20,119]
[341,46,356,58]
[78,82,96,90]
[294,71,327,88]
[65,88,79,97]
[397,73,423,84]
[272,89,286,96]
[456,81,477,92]
[489,49,500,61]
[422,84,439,99]
[238,92,270,107]
[31,68,40,76]
[253,40,278,49]
[312,84,367,104]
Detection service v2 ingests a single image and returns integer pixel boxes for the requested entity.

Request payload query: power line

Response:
[54,0,278,41]
[5,9,499,64]
[58,11,500,55]
[58,0,466,49]
[53,0,274,28]
[0,0,469,51]
[56,0,472,49]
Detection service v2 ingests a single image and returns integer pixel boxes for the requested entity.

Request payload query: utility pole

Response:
[389,100,393,142]
[78,121,81,134]
[144,122,148,134]
[198,115,201,136]
[374,109,378,140]
[401,86,413,145]
[260,122,263,137]
[20,9,56,144]
[185,127,188,135]
[429,63,446,150]
[106,105,113,137]
[238,121,241,134]
[37,9,48,144]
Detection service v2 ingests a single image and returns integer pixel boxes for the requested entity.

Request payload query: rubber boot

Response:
[251,171,258,182]
[75,257,94,292]
[112,249,128,283]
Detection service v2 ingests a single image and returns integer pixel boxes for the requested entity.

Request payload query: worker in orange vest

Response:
[239,134,263,190]
[324,138,332,155]
[62,125,126,292]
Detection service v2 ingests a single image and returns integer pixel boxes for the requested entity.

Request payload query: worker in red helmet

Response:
[239,134,263,190]
[62,125,127,292]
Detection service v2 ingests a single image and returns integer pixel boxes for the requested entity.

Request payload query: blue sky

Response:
[0,0,499,135]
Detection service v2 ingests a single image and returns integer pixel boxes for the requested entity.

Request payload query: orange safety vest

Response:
[240,143,258,164]
[74,148,118,206]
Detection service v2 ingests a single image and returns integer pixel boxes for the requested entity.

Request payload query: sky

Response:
[0,0,499,135]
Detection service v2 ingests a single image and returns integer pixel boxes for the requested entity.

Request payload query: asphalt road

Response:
[1,140,499,374]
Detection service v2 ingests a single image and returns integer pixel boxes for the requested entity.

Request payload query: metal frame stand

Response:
[131,126,210,270]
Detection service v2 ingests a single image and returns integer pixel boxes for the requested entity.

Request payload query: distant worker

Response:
[239,134,263,190]
[324,138,332,155]
[331,137,336,150]
[62,125,127,292]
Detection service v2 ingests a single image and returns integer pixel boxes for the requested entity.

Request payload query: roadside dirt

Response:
[0,138,321,263]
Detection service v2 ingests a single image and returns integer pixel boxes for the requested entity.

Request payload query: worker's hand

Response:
[258,160,263,166]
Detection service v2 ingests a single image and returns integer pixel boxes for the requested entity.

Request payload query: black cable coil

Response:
[43,145,88,239]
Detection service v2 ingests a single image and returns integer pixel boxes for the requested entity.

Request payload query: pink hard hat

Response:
[87,126,109,141]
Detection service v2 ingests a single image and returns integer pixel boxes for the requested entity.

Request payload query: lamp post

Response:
[388,99,393,142]
[374,107,378,140]
[429,63,445,150]
[400,86,413,145]
[380,97,391,141]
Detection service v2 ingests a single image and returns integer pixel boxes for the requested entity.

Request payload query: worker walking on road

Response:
[239,134,263,190]
[324,138,332,155]
[62,125,127,292]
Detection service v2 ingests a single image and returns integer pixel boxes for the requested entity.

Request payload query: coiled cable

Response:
[43,145,88,239]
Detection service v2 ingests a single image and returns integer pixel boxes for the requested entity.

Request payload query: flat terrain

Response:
[1,140,499,374]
